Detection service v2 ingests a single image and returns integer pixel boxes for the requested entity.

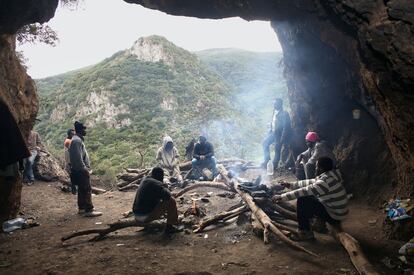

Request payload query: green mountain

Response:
[35,36,286,182]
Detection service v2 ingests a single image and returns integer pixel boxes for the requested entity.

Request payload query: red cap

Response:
[305,132,319,142]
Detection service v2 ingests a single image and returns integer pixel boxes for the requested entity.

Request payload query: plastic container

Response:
[2,217,25,233]
[266,160,274,176]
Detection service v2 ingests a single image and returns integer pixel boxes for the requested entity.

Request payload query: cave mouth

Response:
[1,0,413,241]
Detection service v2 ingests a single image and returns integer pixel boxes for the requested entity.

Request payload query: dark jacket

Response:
[193,142,214,160]
[271,109,292,143]
[132,177,171,215]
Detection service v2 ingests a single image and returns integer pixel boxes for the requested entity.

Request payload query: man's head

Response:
[305,131,319,148]
[67,129,75,139]
[274,98,283,111]
[199,135,207,144]
[316,157,334,176]
[151,167,164,182]
[74,121,87,137]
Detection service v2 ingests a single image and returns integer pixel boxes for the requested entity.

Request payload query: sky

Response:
[18,0,282,79]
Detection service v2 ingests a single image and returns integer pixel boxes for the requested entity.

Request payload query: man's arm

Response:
[205,143,214,158]
[307,143,322,165]
[280,179,328,201]
[193,144,201,159]
[69,140,87,172]
[171,147,180,167]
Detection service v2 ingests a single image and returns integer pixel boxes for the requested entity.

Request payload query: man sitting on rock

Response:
[273,157,348,241]
[295,131,336,180]
[192,135,218,180]
[132,167,179,235]
[156,135,183,185]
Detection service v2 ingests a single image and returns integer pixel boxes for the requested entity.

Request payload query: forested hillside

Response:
[35,36,286,182]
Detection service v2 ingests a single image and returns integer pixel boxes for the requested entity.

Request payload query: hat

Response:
[305,132,319,142]
[74,121,86,132]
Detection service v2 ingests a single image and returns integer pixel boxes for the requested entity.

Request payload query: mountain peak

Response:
[128,35,177,66]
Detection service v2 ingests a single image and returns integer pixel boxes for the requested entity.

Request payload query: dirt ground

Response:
[0,174,404,275]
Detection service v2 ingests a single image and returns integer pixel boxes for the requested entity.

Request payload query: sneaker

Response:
[78,209,86,215]
[27,181,34,186]
[83,211,103,217]
[290,230,315,241]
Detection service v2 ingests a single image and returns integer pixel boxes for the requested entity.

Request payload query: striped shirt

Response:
[280,169,349,220]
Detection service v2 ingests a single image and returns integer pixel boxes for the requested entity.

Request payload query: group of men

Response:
[58,97,347,240]
[262,98,348,240]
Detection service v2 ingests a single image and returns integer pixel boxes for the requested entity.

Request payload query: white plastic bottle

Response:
[266,160,274,176]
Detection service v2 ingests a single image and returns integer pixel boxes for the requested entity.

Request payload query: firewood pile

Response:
[62,162,377,275]
[115,158,255,191]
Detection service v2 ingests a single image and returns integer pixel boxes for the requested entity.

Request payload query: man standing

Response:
[69,121,102,217]
[156,135,183,185]
[295,132,336,179]
[273,157,348,241]
[192,135,218,179]
[23,130,42,185]
[262,98,292,170]
[64,128,76,194]
[132,167,179,235]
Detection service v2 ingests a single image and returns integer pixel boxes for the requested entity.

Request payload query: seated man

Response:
[156,135,182,185]
[132,167,179,234]
[273,157,348,241]
[192,135,218,179]
[295,131,336,179]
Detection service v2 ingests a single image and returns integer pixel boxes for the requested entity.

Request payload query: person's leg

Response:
[296,196,316,231]
[262,132,275,165]
[295,163,306,180]
[273,140,283,168]
[304,162,316,179]
[77,172,94,213]
[191,158,203,179]
[209,156,218,176]
[145,198,178,225]
[162,168,172,184]
[27,150,37,182]
[172,166,183,182]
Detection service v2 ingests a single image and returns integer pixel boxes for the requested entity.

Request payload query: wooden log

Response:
[92,187,107,194]
[273,203,298,221]
[116,180,129,188]
[173,181,233,198]
[219,167,318,257]
[61,219,164,242]
[193,205,248,233]
[332,227,378,275]
[124,168,142,173]
[118,183,139,192]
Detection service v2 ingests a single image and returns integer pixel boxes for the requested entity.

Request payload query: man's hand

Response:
[83,169,90,177]
[200,155,206,160]
[272,195,282,203]
[295,154,303,167]
[278,180,291,189]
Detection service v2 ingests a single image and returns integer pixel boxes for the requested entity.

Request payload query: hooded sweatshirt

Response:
[156,136,180,169]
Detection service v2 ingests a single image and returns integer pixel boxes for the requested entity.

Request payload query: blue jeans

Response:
[262,132,283,166]
[192,156,218,177]
[23,150,37,182]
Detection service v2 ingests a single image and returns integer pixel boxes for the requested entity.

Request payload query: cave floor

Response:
[0,177,403,275]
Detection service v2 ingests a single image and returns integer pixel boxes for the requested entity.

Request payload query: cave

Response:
[0,0,413,242]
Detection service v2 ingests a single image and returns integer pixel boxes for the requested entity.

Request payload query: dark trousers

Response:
[71,170,94,212]
[263,132,287,167]
[297,196,339,231]
[295,162,316,180]
[139,198,178,225]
